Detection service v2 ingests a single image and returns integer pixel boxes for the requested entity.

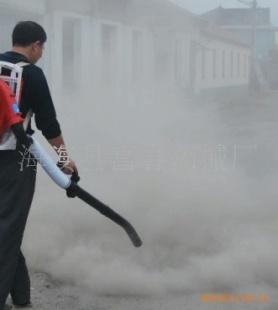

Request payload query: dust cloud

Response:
[24,97,278,301]
[14,0,278,305]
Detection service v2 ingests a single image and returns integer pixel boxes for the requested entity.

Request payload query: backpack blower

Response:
[0,61,142,248]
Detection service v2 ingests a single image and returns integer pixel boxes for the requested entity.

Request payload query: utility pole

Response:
[238,0,258,57]
[238,0,259,93]
[251,0,258,59]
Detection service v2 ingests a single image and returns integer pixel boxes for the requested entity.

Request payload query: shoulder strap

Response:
[16,62,33,131]
[16,61,30,68]
[23,110,33,131]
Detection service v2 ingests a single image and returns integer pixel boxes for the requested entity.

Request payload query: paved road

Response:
[11,91,278,310]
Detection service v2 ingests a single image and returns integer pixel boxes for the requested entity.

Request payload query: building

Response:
[202,5,278,90]
[0,0,252,106]
[194,19,251,98]
[202,6,277,60]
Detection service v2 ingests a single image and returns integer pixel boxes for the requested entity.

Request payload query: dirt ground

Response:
[6,270,276,310]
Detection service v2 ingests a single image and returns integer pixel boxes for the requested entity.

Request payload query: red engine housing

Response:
[0,79,23,136]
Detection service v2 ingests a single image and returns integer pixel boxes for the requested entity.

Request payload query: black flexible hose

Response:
[67,182,142,247]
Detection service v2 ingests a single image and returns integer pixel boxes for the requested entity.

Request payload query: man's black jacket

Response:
[0,51,61,139]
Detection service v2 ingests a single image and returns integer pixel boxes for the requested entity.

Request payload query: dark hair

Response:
[12,21,47,47]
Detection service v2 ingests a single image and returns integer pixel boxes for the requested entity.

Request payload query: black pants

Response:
[0,150,36,309]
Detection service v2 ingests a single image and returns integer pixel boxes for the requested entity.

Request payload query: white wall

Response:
[195,39,251,92]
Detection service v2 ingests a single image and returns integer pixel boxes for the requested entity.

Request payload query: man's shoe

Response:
[12,302,32,309]
[3,305,13,310]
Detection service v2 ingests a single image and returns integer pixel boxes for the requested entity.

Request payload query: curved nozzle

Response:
[67,181,142,248]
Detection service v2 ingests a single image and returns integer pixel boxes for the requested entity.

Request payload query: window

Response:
[230,51,234,78]
[174,38,182,80]
[222,50,226,79]
[201,49,206,80]
[213,49,217,79]
[101,24,118,84]
[244,55,247,78]
[237,53,241,78]
[132,30,144,81]
[62,18,81,90]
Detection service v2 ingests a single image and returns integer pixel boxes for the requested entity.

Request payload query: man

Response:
[0,21,78,309]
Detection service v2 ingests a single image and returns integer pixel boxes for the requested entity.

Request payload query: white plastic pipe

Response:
[29,138,71,189]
